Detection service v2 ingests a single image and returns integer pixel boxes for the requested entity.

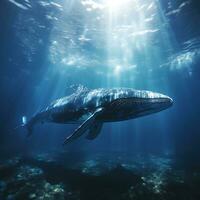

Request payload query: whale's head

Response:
[102,88,173,121]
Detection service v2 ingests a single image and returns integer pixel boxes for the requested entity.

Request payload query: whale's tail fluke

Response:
[22,116,27,125]
[14,116,34,137]
[14,116,27,130]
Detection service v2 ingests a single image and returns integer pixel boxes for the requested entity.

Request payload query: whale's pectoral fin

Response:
[86,122,103,140]
[63,108,104,145]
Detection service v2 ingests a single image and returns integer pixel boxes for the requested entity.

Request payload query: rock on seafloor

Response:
[0,153,200,200]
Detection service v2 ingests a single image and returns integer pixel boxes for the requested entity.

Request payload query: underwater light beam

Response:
[105,0,133,12]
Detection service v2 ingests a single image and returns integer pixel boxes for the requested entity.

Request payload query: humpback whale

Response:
[21,85,173,144]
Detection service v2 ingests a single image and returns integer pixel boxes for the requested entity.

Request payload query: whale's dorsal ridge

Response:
[65,84,89,96]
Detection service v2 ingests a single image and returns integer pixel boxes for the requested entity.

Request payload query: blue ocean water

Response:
[0,0,200,199]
